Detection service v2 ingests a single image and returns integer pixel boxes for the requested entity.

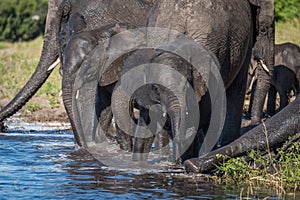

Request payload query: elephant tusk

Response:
[47,58,60,72]
[249,76,256,91]
[259,59,270,75]
[76,90,80,99]
[58,90,62,97]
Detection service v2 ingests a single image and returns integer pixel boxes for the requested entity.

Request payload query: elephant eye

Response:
[260,26,268,35]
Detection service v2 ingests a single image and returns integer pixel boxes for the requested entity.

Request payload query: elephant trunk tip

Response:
[184,159,200,173]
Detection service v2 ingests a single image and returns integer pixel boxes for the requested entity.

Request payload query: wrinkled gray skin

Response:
[185,94,300,173]
[0,0,155,146]
[114,0,263,163]
[249,1,275,125]
[267,43,300,115]
[1,0,288,174]
[113,49,206,162]
[247,42,300,117]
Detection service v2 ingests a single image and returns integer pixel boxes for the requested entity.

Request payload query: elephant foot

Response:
[117,135,133,152]
[0,121,7,132]
[118,140,133,152]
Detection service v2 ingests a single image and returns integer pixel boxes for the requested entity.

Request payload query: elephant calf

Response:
[268,42,300,116]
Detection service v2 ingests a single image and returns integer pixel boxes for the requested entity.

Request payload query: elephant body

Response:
[113,0,262,163]
[247,0,275,125]
[267,42,300,115]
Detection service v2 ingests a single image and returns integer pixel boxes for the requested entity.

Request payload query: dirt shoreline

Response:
[0,96,69,124]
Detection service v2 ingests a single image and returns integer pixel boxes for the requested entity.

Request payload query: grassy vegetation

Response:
[0,36,62,110]
[213,134,300,196]
[275,20,300,45]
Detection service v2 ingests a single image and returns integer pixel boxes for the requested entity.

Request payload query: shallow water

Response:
[0,118,298,199]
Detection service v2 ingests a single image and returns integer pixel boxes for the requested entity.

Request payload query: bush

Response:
[275,0,300,22]
[0,0,48,42]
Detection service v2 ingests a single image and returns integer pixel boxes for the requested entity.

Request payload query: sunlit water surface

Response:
[0,117,298,199]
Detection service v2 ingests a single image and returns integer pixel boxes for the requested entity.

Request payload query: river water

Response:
[0,118,298,199]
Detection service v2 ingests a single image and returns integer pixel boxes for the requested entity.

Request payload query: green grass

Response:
[26,102,42,112]
[0,36,62,108]
[214,135,300,195]
[275,20,300,45]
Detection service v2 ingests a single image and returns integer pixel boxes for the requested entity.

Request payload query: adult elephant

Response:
[248,0,275,125]
[0,0,155,145]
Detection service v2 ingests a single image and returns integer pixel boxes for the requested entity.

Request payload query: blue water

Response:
[0,119,298,200]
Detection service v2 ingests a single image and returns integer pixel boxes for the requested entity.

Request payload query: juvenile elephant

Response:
[111,49,209,162]
[267,65,299,116]
[268,42,300,115]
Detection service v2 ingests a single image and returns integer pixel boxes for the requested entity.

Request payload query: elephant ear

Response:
[99,52,132,86]
[99,49,158,86]
[248,0,260,47]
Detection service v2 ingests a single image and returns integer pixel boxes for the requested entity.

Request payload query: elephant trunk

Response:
[62,73,83,146]
[167,91,188,164]
[250,0,275,125]
[185,94,300,173]
[0,0,62,123]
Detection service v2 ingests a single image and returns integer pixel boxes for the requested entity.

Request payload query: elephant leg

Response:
[278,90,289,113]
[266,85,276,116]
[154,129,171,155]
[115,124,133,152]
[132,106,156,161]
[94,84,115,143]
[247,80,257,118]
[132,135,155,161]
[219,64,248,146]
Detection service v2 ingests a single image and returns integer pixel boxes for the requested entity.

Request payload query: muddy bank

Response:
[0,96,69,124]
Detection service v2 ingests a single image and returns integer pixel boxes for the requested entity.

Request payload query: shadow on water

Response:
[0,119,298,199]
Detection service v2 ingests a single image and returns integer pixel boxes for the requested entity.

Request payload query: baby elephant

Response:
[267,42,300,115]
